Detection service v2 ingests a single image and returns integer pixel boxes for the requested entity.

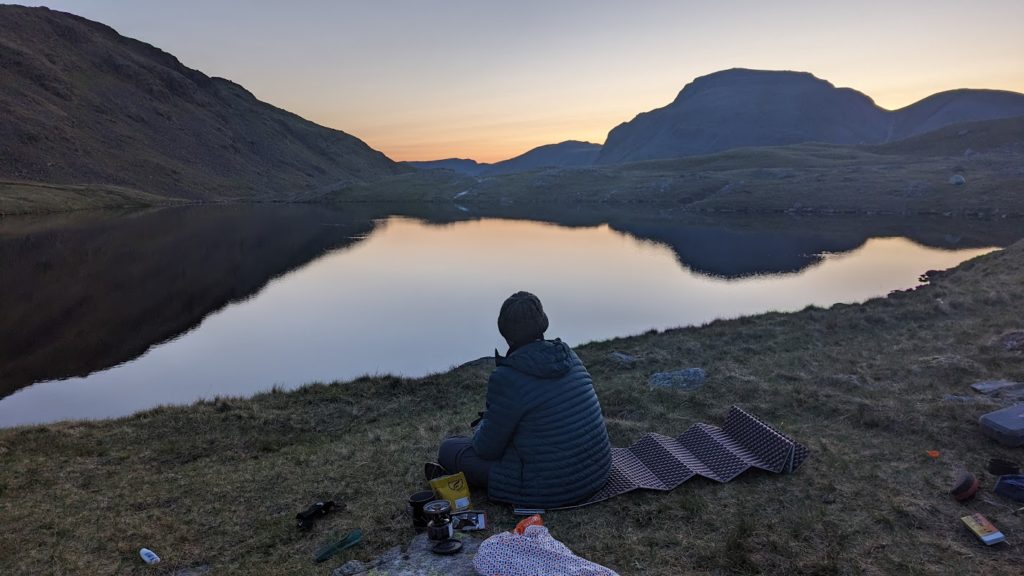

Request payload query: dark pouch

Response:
[994,475,1024,502]
[988,458,1020,476]
[297,500,337,530]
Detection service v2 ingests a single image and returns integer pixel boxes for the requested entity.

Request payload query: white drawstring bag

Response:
[473,524,619,576]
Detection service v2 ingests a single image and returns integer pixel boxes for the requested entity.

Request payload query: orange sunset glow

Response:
[19,0,1024,163]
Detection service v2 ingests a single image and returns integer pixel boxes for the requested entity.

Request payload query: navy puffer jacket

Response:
[472,339,611,508]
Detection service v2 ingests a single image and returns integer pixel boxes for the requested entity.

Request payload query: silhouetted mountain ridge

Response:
[0,6,403,201]
[408,140,601,176]
[482,140,602,175]
[405,158,489,176]
[597,68,1024,164]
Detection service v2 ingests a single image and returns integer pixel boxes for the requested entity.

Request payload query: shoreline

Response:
[3,238,1023,574]
[2,208,1013,424]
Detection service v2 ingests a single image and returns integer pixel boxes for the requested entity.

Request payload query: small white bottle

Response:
[139,548,161,565]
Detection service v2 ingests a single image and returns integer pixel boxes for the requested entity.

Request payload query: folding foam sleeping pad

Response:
[554,405,809,510]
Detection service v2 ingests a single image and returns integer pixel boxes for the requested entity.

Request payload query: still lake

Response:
[0,204,1017,427]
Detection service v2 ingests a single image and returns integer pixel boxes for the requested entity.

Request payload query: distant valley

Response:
[0,6,1022,216]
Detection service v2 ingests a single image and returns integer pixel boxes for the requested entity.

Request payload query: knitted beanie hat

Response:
[497,291,549,347]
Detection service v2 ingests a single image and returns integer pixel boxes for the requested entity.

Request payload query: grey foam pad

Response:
[554,405,809,509]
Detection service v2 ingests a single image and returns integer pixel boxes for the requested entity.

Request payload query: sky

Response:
[16,1,1024,162]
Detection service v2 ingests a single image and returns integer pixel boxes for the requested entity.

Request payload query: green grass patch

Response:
[0,180,180,215]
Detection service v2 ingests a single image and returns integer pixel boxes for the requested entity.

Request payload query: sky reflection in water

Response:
[0,217,994,426]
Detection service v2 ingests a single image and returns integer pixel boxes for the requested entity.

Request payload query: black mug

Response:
[408,490,436,530]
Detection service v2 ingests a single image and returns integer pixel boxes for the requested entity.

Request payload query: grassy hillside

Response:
[341,117,1024,217]
[0,6,402,205]
[2,237,1023,575]
[870,115,1024,157]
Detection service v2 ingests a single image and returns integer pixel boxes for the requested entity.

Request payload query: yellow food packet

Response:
[429,472,472,512]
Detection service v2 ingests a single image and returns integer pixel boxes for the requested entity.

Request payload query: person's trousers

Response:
[437,436,494,488]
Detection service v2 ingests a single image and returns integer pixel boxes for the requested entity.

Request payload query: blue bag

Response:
[994,474,1024,502]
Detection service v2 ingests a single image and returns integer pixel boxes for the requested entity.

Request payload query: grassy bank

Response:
[0,180,177,215]
[2,241,1024,574]
[343,143,1024,217]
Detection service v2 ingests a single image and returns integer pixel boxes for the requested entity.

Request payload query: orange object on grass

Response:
[514,514,544,535]
[927,450,941,458]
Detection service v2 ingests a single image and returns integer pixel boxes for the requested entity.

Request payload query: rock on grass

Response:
[648,368,707,390]
[609,352,638,368]
[995,330,1024,352]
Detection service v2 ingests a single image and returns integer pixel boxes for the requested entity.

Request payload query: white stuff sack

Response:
[473,525,619,576]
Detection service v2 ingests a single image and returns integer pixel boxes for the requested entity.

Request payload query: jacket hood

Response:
[497,339,574,379]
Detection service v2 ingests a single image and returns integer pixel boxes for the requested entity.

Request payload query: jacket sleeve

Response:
[472,370,526,460]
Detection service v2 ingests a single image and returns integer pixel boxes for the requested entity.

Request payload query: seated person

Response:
[436,291,612,509]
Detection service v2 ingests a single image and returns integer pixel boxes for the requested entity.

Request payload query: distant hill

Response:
[598,68,1024,164]
[889,89,1024,139]
[482,140,601,175]
[0,6,403,202]
[405,158,488,176]
[870,115,1024,157]
[598,70,887,164]
[408,141,602,177]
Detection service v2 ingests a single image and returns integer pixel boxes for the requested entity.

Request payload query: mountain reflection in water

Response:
[0,204,1016,426]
